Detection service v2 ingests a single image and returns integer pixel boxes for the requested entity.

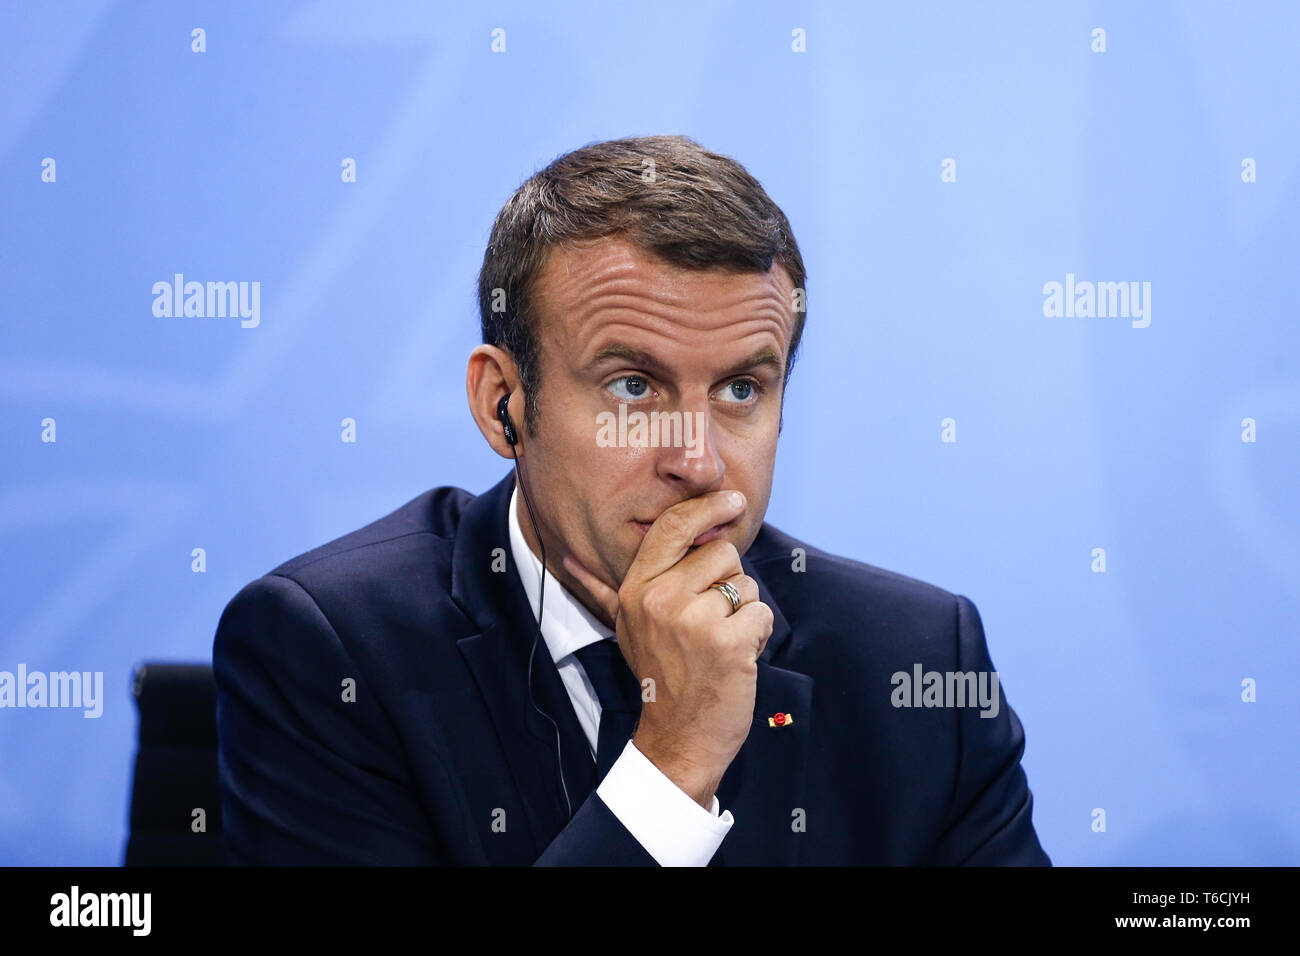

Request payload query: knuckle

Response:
[641,582,675,619]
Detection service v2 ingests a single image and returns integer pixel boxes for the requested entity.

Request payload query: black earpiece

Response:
[497,395,517,446]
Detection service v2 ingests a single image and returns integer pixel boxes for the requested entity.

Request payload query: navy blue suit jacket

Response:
[213,472,1050,865]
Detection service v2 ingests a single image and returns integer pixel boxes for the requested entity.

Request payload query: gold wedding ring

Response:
[709,580,742,613]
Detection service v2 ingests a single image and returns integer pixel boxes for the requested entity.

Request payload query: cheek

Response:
[726,426,777,481]
[552,444,647,538]
[726,438,778,530]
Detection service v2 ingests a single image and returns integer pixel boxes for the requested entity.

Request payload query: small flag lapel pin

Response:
[768,712,793,728]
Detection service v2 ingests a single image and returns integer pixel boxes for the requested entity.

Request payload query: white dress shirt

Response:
[507,484,733,866]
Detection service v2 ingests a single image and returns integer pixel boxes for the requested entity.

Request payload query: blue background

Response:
[1,0,1296,866]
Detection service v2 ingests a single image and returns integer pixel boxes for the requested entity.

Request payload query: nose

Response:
[653,404,725,495]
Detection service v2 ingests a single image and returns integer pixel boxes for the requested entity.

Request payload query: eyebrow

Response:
[586,343,784,381]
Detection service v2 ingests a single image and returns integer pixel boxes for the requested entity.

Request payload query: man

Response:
[213,134,1050,865]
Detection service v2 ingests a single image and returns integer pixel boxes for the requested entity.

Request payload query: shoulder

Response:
[748,521,958,608]
[218,484,478,646]
[263,485,473,592]
[272,485,471,575]
[214,484,481,670]
[745,521,968,659]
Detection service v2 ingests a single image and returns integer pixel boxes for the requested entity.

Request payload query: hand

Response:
[563,490,774,809]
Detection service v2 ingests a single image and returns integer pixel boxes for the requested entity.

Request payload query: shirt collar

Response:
[508,482,613,663]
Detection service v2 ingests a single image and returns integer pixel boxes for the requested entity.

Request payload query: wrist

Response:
[633,729,726,810]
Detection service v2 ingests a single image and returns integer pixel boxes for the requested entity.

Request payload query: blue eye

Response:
[606,375,652,401]
[717,379,757,404]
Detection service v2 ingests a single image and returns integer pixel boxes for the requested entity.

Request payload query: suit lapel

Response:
[452,473,572,857]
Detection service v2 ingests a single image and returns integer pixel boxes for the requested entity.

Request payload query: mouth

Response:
[632,518,734,547]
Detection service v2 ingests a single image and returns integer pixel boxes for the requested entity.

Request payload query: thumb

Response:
[561,552,621,625]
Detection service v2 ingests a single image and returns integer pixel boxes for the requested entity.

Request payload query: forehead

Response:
[529,235,797,369]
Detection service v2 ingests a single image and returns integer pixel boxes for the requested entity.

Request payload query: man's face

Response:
[521,234,797,596]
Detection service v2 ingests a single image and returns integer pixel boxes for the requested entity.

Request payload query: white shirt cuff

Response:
[596,738,733,866]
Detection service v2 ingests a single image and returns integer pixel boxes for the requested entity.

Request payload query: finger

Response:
[700,574,759,617]
[719,599,775,656]
[672,539,745,592]
[561,552,621,623]
[628,490,747,585]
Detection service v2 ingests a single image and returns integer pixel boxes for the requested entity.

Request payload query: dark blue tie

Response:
[572,638,642,783]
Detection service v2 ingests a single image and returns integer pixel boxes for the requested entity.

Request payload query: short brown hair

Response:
[477,134,807,434]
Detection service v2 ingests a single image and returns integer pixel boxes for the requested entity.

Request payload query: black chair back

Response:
[124,662,225,865]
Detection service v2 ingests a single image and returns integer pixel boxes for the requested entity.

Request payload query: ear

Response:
[466,345,522,460]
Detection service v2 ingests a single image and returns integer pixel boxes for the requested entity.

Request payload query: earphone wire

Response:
[510,437,572,819]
